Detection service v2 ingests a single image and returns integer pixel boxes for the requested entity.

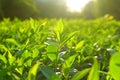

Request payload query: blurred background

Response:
[0,0,120,20]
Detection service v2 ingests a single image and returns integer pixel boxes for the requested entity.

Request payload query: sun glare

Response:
[66,0,91,12]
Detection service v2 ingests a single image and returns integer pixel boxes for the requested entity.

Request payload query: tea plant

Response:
[0,17,120,80]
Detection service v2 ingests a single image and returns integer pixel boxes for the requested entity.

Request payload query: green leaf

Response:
[40,65,59,79]
[46,44,58,61]
[0,54,7,64]
[22,50,32,67]
[47,75,60,80]
[75,40,85,51]
[15,67,23,75]
[8,51,16,65]
[87,58,99,80]
[109,52,120,80]
[30,18,35,32]
[6,38,20,47]
[0,44,8,51]
[61,31,77,47]
[57,19,63,34]
[64,54,77,68]
[32,48,39,59]
[28,62,41,80]
[46,44,58,52]
[71,68,90,80]
[62,54,77,77]
[54,19,63,42]
[22,50,31,59]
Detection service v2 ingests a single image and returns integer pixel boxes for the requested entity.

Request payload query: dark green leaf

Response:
[40,65,59,79]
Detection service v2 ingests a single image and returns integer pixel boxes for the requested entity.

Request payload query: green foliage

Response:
[71,68,90,80]
[88,58,99,80]
[28,62,41,80]
[46,44,58,61]
[62,54,77,79]
[0,18,120,79]
[109,52,120,80]
[40,65,60,80]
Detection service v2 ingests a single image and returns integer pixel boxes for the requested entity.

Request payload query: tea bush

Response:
[0,17,120,80]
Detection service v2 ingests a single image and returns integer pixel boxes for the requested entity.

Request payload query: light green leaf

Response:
[22,50,31,59]
[57,19,63,34]
[46,44,58,61]
[64,54,77,68]
[54,19,63,42]
[32,48,39,59]
[46,44,58,52]
[30,18,35,32]
[75,40,85,51]
[8,51,16,65]
[109,52,120,80]
[0,54,7,64]
[22,50,32,67]
[28,62,41,80]
[71,68,90,80]
[61,31,77,47]
[63,54,77,77]
[6,38,21,47]
[0,44,8,51]
[87,58,99,80]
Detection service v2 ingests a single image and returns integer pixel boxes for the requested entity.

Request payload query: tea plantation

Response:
[0,17,120,80]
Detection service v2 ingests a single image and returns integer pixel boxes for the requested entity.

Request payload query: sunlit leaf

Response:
[0,54,7,64]
[46,44,58,61]
[54,19,63,42]
[62,54,77,77]
[87,58,99,80]
[75,40,85,51]
[109,52,120,80]
[46,44,58,52]
[61,31,77,47]
[28,62,41,80]
[0,44,8,51]
[71,68,90,80]
[5,38,21,47]
[56,19,63,34]
[8,51,16,65]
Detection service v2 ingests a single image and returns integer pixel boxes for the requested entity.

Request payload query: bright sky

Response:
[66,0,91,12]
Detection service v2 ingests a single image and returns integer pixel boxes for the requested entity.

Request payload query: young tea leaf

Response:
[87,58,99,80]
[53,19,63,42]
[71,68,90,80]
[62,54,77,78]
[57,19,63,34]
[28,62,41,80]
[46,44,58,61]
[5,38,21,47]
[109,52,120,80]
[61,31,77,47]
[0,54,7,64]
[8,51,16,65]
[75,40,85,51]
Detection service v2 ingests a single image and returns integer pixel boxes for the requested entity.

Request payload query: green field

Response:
[0,17,120,80]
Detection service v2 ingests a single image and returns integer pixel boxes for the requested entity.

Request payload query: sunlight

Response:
[66,0,91,12]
